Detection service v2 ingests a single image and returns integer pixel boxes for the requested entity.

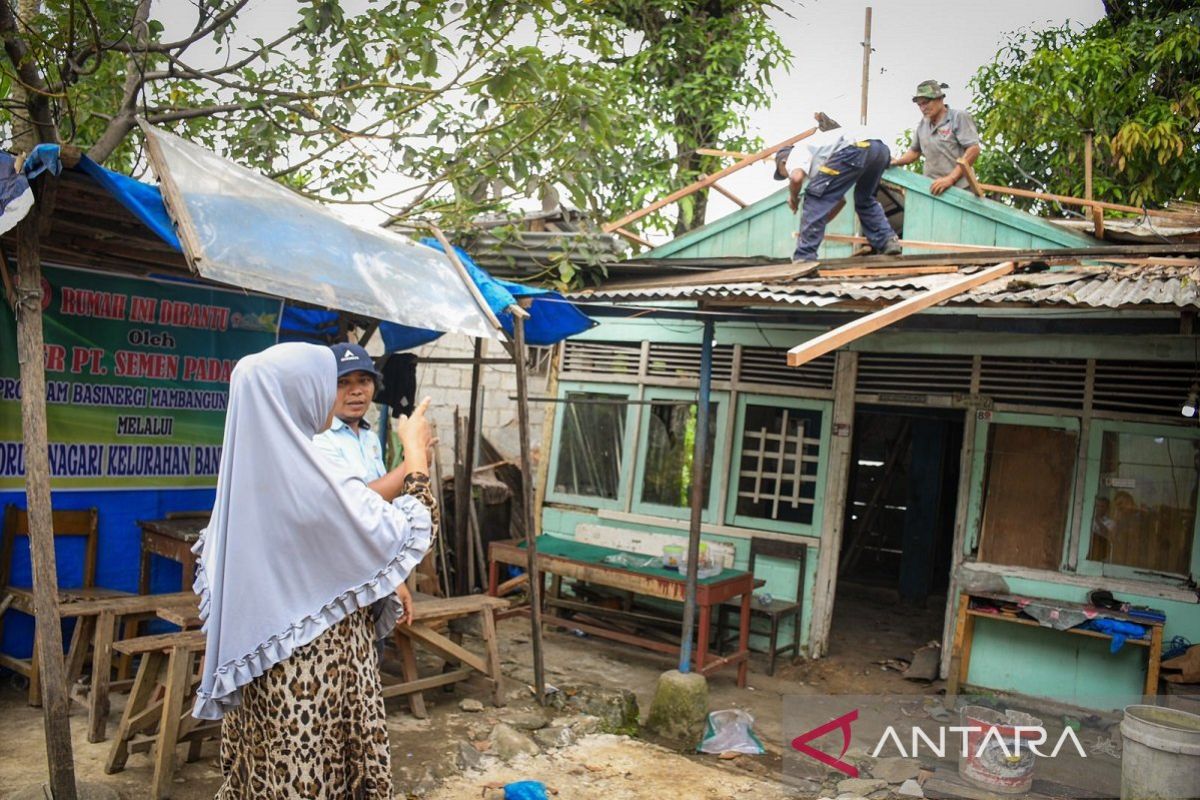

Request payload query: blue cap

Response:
[330,343,383,382]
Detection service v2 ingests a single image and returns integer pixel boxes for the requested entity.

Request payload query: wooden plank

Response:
[403,623,489,675]
[976,425,1076,570]
[113,630,206,656]
[823,234,1003,252]
[604,128,818,233]
[393,634,426,718]
[807,351,857,657]
[380,668,472,698]
[817,265,960,278]
[712,182,748,208]
[87,610,116,742]
[786,263,1015,367]
[978,181,1170,217]
[152,646,190,799]
[105,650,164,774]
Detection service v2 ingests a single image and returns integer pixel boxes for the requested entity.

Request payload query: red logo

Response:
[790,709,859,777]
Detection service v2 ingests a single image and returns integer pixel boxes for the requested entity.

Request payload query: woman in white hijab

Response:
[192,342,436,799]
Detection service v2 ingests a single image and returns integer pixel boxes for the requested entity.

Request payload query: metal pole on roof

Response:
[509,308,546,702]
[860,7,873,125]
[679,318,714,673]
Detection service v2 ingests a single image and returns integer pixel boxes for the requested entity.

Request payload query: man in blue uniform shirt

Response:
[313,342,414,622]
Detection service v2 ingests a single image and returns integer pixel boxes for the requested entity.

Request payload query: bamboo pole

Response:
[604,128,818,233]
[1084,131,1105,239]
[14,182,79,800]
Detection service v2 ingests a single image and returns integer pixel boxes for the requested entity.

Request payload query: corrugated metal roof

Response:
[578,265,1200,309]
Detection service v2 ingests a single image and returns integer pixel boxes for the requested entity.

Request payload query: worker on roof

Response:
[777,114,901,265]
[891,80,981,196]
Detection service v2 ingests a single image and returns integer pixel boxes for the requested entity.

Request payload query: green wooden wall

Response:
[642,168,1095,261]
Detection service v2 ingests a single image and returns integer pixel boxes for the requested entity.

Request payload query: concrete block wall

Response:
[406,334,553,473]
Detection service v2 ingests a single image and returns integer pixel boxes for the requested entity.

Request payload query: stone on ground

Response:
[870,756,920,784]
[644,669,709,746]
[836,777,887,795]
[896,778,924,797]
[488,722,541,761]
[459,698,485,712]
[499,709,548,730]
[551,684,639,734]
[534,725,576,749]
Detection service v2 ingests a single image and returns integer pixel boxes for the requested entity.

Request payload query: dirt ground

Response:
[0,583,1123,799]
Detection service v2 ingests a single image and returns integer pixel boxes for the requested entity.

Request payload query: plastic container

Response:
[957,705,1041,794]
[1120,704,1200,800]
[661,544,683,569]
[678,543,721,579]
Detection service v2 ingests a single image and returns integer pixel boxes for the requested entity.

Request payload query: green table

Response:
[488,535,753,686]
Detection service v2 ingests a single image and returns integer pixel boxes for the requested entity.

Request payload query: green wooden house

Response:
[542,170,1198,710]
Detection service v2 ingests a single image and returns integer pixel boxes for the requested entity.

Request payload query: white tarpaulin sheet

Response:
[140,122,500,340]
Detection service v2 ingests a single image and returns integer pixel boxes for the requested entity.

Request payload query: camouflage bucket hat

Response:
[912,79,949,101]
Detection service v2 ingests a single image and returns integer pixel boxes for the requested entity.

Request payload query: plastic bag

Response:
[504,781,549,800]
[698,709,765,755]
[602,552,659,569]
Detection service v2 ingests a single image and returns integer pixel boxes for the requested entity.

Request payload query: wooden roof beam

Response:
[786,262,1016,367]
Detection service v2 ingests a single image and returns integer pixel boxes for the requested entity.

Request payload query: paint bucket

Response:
[1120,704,1200,800]
[957,705,1042,794]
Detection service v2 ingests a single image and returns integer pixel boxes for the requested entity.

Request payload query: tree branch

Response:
[0,0,57,144]
[87,0,152,164]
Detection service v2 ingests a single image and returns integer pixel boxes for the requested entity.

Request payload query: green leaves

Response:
[970,6,1200,209]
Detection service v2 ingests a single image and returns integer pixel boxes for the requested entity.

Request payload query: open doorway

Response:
[826,406,964,675]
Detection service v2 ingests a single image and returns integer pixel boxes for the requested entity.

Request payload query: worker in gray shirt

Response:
[891,80,981,195]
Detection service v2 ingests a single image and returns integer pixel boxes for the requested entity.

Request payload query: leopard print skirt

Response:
[216,607,391,799]
[216,473,438,799]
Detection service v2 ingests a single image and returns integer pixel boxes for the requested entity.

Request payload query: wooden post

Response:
[1084,130,1104,239]
[860,7,873,125]
[452,408,469,595]
[808,351,858,658]
[510,313,545,702]
[458,338,484,593]
[14,185,79,799]
[679,319,714,673]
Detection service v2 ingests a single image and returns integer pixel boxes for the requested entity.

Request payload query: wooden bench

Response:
[105,629,214,800]
[64,591,198,743]
[382,592,509,718]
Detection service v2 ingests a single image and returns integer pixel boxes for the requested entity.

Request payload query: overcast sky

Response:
[702,0,1105,229]
[156,0,1106,233]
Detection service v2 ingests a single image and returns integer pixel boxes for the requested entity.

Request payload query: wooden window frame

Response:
[724,393,832,536]
[544,381,637,511]
[1076,419,1200,584]
[630,386,730,524]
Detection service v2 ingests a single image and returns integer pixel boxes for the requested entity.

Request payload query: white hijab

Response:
[192,342,432,720]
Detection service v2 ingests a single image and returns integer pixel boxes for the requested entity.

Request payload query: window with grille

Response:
[734,403,824,526]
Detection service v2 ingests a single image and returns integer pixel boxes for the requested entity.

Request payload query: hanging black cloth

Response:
[379,353,418,418]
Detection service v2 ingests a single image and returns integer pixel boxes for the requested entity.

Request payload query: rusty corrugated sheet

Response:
[579,266,1200,309]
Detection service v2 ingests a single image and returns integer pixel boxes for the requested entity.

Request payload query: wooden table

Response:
[488,536,754,687]
[382,592,509,717]
[948,590,1166,697]
[138,517,207,594]
[106,629,214,800]
[66,591,199,742]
